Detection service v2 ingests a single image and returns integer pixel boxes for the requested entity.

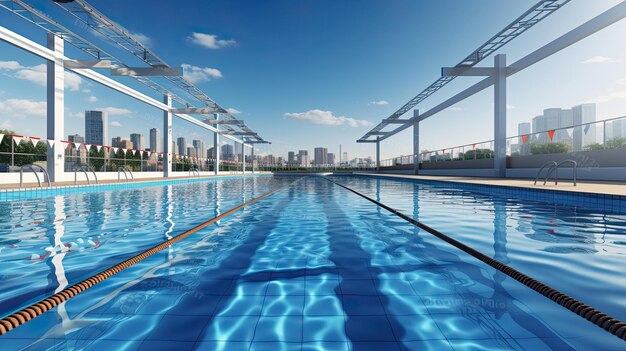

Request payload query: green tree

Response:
[530,142,571,155]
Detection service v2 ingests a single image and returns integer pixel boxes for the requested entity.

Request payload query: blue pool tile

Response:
[249,341,302,351]
[447,338,522,351]
[138,340,195,351]
[340,279,378,295]
[345,316,396,341]
[216,294,264,316]
[403,339,454,351]
[384,294,429,315]
[390,315,446,341]
[304,295,344,316]
[234,281,269,295]
[194,341,251,351]
[377,279,417,295]
[262,295,305,316]
[301,341,351,351]
[305,278,340,296]
[253,316,303,342]
[194,279,235,295]
[144,315,209,342]
[303,316,347,342]
[431,314,511,340]
[266,280,307,295]
[341,295,386,315]
[200,316,260,341]
[350,341,402,351]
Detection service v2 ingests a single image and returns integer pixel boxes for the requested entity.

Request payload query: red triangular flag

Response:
[521,135,528,144]
[472,144,476,150]
[547,130,555,141]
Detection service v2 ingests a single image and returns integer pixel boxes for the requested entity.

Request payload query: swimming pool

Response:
[0,175,625,350]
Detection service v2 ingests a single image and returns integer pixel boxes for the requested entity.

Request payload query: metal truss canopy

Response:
[357,0,571,143]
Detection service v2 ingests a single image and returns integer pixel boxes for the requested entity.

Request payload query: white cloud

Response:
[11,64,82,91]
[0,98,46,118]
[506,104,516,110]
[582,56,622,64]
[450,107,463,112]
[98,107,133,115]
[226,107,241,114]
[0,61,23,70]
[616,77,626,85]
[188,32,237,49]
[586,90,626,104]
[86,95,98,102]
[182,63,223,83]
[368,100,389,106]
[111,121,123,127]
[130,32,152,47]
[284,109,372,128]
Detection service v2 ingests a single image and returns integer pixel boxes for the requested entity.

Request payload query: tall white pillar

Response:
[413,109,420,175]
[241,143,246,174]
[46,33,64,182]
[376,136,380,172]
[163,94,172,177]
[494,54,507,178]
[213,113,220,175]
[251,146,255,173]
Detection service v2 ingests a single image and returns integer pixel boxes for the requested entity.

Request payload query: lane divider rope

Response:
[0,179,299,336]
[325,177,626,342]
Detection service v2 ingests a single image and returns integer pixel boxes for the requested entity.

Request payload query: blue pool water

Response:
[1,175,625,350]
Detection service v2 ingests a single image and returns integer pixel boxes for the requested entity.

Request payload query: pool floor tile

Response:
[303,316,348,342]
[341,295,386,315]
[194,341,251,351]
[253,316,303,342]
[262,295,305,316]
[344,315,396,341]
[200,316,260,342]
[144,314,209,342]
[301,341,351,351]
[138,340,196,351]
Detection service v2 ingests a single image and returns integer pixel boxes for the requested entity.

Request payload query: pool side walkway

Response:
[352,172,626,197]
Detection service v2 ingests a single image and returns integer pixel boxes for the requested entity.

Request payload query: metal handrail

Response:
[19,164,51,188]
[188,167,199,176]
[85,164,98,184]
[72,165,90,185]
[534,161,558,185]
[117,167,129,182]
[549,160,577,186]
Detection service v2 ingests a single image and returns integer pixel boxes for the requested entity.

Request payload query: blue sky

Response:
[0,0,625,160]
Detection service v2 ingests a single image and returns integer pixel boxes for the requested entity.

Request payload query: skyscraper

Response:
[287,151,296,164]
[68,134,85,143]
[314,147,328,165]
[328,153,335,165]
[111,136,122,147]
[149,128,160,152]
[518,122,531,155]
[85,110,108,146]
[221,144,234,160]
[177,137,186,156]
[130,133,144,150]
[192,140,205,159]
[298,150,309,167]
[342,151,348,164]
[572,103,596,151]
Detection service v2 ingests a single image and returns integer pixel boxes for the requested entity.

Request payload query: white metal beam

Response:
[111,66,182,77]
[441,66,495,77]
[64,59,111,69]
[46,33,64,182]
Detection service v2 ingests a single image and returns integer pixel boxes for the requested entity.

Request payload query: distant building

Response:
[572,103,596,151]
[85,110,108,146]
[120,139,133,149]
[177,137,186,156]
[111,136,122,147]
[517,122,531,155]
[187,146,196,158]
[298,150,309,167]
[287,151,296,164]
[221,144,234,160]
[314,147,328,165]
[68,134,85,144]
[328,153,335,165]
[207,147,215,159]
[192,140,205,159]
[149,128,160,152]
[342,151,348,164]
[130,133,144,150]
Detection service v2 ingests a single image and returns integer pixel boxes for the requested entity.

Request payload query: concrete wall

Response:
[421,158,494,170]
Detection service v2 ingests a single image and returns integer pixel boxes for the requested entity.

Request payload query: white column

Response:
[163,94,172,177]
[413,109,420,175]
[213,113,220,175]
[376,136,380,172]
[494,54,507,178]
[241,143,246,174]
[46,33,64,182]
[251,146,255,173]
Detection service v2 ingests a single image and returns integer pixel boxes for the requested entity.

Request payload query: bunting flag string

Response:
[584,124,591,135]
[29,137,40,146]
[96,145,102,152]
[131,149,137,156]
[61,141,70,150]
[472,144,476,150]
[12,135,24,145]
[112,147,119,153]
[47,139,55,148]
[74,142,81,149]
[565,128,573,138]
[84,144,92,150]
[547,129,555,141]
[0,134,4,143]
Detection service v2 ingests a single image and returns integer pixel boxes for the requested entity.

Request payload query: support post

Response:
[213,113,220,175]
[242,143,246,174]
[376,136,380,172]
[251,146,255,173]
[163,94,172,177]
[413,109,420,175]
[46,33,64,182]
[494,54,507,178]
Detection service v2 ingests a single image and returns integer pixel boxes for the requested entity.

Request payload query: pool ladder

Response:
[73,165,98,185]
[534,160,577,186]
[117,167,134,182]
[188,167,200,177]
[19,164,51,188]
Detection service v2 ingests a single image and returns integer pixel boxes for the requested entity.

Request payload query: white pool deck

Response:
[353,173,626,197]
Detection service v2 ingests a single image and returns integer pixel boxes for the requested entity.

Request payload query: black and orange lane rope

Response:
[0,178,300,336]
[325,177,626,342]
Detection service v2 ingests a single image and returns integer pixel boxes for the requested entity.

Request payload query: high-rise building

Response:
[342,151,348,164]
[130,133,144,150]
[120,139,133,149]
[187,146,196,158]
[149,128,160,152]
[532,108,573,144]
[572,103,596,151]
[221,144,234,160]
[207,147,215,159]
[287,151,296,164]
[314,147,328,165]
[85,110,108,146]
[192,140,205,159]
[68,134,85,144]
[328,153,335,165]
[172,141,177,156]
[111,136,122,147]
[298,150,309,167]
[517,122,531,155]
[177,137,186,156]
